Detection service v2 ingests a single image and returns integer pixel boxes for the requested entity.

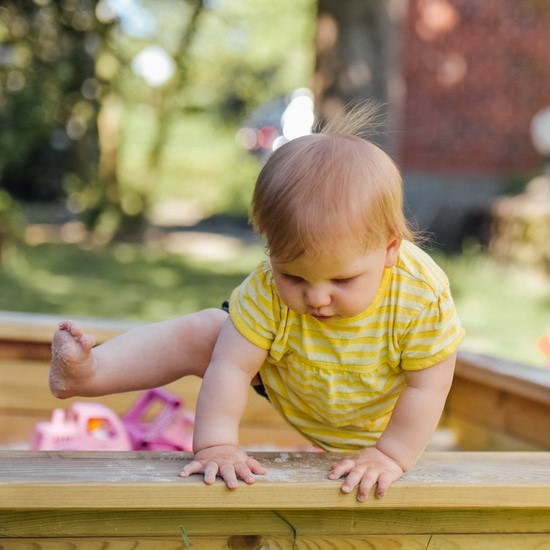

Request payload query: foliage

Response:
[0,0,316,236]
[120,110,261,216]
[0,0,103,201]
[187,0,316,119]
[0,189,21,262]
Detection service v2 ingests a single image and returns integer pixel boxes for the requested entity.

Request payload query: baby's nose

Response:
[304,286,331,307]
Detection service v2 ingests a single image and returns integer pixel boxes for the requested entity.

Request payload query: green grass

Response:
[0,239,265,322]
[434,248,549,368]
[0,239,547,368]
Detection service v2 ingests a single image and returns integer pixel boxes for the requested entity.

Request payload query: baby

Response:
[50,105,464,501]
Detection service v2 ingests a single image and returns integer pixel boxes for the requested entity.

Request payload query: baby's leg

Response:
[50,308,227,399]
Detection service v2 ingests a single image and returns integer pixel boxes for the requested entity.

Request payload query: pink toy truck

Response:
[122,387,194,451]
[31,388,194,451]
[31,402,132,451]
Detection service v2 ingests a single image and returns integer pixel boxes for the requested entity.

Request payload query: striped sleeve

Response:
[399,284,465,371]
[229,261,280,350]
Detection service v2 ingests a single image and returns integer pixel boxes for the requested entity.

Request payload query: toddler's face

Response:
[271,239,400,321]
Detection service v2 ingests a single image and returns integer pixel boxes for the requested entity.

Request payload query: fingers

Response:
[179,460,204,478]
[329,455,403,501]
[357,469,381,502]
[337,464,379,501]
[205,462,222,485]
[223,463,245,488]
[375,472,394,498]
[179,458,264,489]
[179,459,225,485]
[328,458,355,480]
[247,457,267,476]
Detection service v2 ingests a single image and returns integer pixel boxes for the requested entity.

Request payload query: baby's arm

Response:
[180,318,268,488]
[50,309,227,398]
[329,353,456,500]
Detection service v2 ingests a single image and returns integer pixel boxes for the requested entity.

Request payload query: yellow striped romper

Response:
[229,240,465,451]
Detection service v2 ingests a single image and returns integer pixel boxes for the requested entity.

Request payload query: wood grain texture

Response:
[0,452,549,547]
[1,451,549,509]
[1,535,549,549]
[2,509,550,538]
[455,351,550,406]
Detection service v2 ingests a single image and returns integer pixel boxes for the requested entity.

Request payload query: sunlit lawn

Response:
[0,237,265,322]
[0,237,547,368]
[434,249,549,368]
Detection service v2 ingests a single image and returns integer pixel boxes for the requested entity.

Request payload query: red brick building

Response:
[313,0,549,248]
[400,0,550,175]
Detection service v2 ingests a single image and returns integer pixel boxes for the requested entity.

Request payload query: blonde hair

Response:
[251,103,415,261]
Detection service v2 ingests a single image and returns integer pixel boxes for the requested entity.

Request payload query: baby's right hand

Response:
[179,444,266,489]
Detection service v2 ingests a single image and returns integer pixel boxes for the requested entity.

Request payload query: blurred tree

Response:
[0,0,102,202]
[0,0,315,240]
[188,0,315,120]
[312,0,406,155]
[0,0,207,238]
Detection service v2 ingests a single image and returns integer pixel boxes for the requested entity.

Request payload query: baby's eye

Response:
[332,277,355,285]
[283,274,303,283]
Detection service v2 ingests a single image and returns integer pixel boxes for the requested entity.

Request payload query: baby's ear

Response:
[384,238,401,268]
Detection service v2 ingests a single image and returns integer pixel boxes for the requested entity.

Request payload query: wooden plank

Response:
[2,536,548,550]
[447,351,550,449]
[0,536,434,549]
[448,417,542,452]
[0,310,135,344]
[0,451,549,510]
[0,540,190,550]
[0,412,41,445]
[455,351,550,406]
[1,452,550,545]
[2,509,550,537]
[429,534,550,549]
[447,377,550,449]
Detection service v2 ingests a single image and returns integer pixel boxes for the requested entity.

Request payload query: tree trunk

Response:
[312,0,408,156]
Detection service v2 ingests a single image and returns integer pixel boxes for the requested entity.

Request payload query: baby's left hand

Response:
[328,447,404,501]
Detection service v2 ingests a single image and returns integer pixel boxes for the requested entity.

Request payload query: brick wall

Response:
[400,0,550,174]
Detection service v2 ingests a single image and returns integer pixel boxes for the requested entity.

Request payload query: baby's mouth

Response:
[310,312,334,321]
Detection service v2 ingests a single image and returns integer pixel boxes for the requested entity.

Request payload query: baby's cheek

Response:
[278,289,300,311]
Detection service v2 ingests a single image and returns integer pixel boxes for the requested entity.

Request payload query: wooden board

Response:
[0,451,549,548]
[449,352,550,450]
[1,451,549,509]
[0,310,135,344]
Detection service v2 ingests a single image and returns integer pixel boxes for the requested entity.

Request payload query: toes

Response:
[67,322,84,338]
[79,334,96,351]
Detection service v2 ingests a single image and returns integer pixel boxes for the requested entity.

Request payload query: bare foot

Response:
[50,320,97,398]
